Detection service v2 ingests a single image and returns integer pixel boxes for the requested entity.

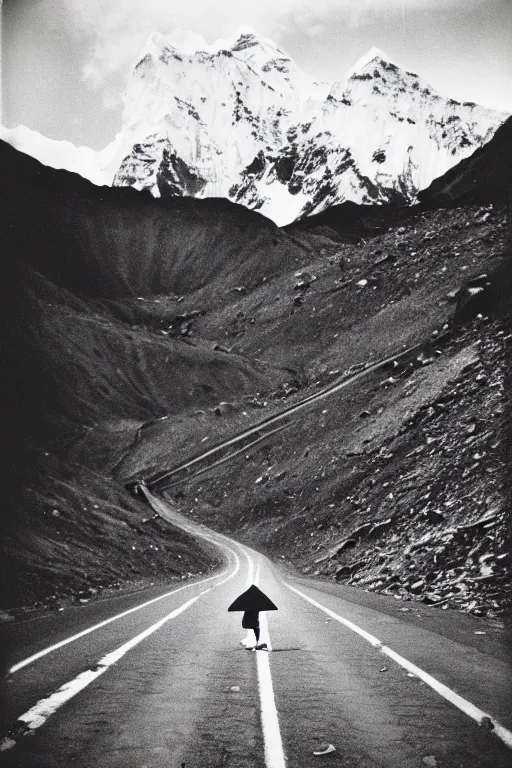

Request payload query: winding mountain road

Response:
[146,336,441,492]
[1,492,511,768]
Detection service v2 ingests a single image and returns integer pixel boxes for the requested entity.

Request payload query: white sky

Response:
[2,0,511,148]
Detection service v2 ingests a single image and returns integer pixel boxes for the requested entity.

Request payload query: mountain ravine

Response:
[1,134,510,624]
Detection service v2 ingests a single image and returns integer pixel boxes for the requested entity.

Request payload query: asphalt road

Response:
[1,495,511,768]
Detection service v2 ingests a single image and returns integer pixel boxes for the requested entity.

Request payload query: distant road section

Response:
[146,338,434,491]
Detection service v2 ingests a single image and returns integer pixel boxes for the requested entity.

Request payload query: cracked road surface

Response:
[1,494,511,768]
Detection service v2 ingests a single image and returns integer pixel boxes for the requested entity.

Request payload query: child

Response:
[241,610,267,649]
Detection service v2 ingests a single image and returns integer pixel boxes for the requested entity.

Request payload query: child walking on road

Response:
[242,610,267,650]
[228,584,277,650]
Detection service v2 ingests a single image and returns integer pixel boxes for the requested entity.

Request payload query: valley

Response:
[1,131,510,624]
[1,18,511,764]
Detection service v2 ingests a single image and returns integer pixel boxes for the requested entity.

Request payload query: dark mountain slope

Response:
[1,139,510,617]
[1,141,308,299]
[0,255,261,607]
[418,116,512,206]
[119,203,511,618]
[285,200,405,241]
[1,144,306,608]
[21,268,273,428]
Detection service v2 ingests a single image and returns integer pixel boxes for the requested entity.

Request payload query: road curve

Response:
[1,493,511,768]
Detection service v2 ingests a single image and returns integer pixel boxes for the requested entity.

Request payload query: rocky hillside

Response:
[3,31,508,225]
[2,141,308,299]
[1,139,510,621]
[127,201,511,618]
[0,141,308,609]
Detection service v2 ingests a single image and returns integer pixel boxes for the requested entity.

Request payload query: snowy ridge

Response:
[3,30,508,225]
[1,125,124,187]
[344,46,401,80]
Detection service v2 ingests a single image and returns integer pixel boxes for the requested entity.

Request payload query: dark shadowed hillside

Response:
[1,141,309,299]
[0,142,311,608]
[418,116,512,207]
[285,199,406,242]
[1,139,510,620]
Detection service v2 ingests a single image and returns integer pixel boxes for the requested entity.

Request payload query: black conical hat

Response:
[227,584,278,611]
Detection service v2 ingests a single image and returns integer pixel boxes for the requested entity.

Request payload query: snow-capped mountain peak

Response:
[149,25,269,57]
[3,30,509,225]
[134,27,327,101]
[346,46,400,78]
[138,26,287,68]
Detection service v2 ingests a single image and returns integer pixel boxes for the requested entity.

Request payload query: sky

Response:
[2,0,512,149]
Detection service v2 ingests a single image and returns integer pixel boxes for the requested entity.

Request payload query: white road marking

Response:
[254,558,272,652]
[284,584,382,647]
[245,549,255,588]
[135,507,284,766]
[380,646,512,748]
[3,548,243,751]
[241,549,256,646]
[190,535,285,766]
[9,538,239,675]
[7,485,286,767]
[258,612,272,651]
[4,594,202,747]
[256,651,286,768]
[209,545,241,587]
[284,583,512,750]
[252,556,284,766]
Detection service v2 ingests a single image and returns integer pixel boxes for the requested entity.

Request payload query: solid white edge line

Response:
[284,582,512,750]
[10,539,238,675]
[284,584,382,647]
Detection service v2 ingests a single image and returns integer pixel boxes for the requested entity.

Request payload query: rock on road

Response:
[1,497,511,768]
